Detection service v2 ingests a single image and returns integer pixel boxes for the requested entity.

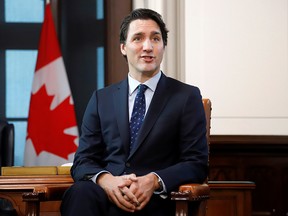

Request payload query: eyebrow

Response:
[132,31,162,37]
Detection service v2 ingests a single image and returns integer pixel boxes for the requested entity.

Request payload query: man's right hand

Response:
[97,173,139,212]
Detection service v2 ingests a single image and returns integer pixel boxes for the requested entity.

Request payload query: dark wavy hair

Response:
[119,8,169,46]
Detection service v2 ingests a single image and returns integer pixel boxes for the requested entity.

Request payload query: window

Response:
[6,50,37,165]
[0,0,44,166]
[0,0,105,166]
[5,0,44,23]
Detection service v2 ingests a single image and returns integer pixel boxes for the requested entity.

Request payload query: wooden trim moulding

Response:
[210,135,288,153]
[210,135,288,145]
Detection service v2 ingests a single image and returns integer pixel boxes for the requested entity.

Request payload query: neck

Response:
[129,70,160,83]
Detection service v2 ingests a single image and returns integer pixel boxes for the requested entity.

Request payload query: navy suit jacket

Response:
[71,73,208,192]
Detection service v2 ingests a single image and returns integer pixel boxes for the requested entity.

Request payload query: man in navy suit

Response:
[61,8,208,216]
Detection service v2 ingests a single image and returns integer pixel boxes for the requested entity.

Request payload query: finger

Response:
[134,192,152,211]
[125,173,138,181]
[123,194,129,201]
[111,190,136,212]
[118,176,135,188]
[123,194,140,207]
[115,199,136,212]
[127,180,139,195]
[135,198,149,211]
[119,186,139,205]
[135,200,141,207]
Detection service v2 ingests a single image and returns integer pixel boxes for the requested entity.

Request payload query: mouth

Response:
[140,56,155,62]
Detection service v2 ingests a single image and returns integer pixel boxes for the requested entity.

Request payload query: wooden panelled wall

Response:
[105,0,131,85]
[210,135,288,216]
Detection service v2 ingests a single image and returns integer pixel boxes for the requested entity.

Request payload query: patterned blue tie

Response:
[130,84,148,151]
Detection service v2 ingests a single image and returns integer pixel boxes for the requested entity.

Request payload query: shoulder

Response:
[92,79,128,96]
[163,75,201,96]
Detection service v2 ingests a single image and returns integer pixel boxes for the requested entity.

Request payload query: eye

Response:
[133,37,142,42]
[153,37,161,42]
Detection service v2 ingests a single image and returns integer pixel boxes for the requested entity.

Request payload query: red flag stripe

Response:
[35,4,61,71]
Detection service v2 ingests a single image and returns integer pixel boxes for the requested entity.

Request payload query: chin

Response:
[141,66,158,73]
[141,70,158,76]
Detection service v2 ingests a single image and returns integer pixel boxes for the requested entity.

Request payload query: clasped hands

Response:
[97,172,159,213]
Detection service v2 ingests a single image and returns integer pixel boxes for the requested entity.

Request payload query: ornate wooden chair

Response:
[22,99,212,216]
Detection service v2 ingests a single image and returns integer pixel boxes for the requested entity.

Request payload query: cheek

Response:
[156,49,164,61]
[126,46,140,57]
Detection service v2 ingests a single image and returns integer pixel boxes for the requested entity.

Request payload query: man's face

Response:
[120,19,165,80]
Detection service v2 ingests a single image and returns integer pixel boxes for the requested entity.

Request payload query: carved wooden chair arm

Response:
[23,184,71,201]
[171,183,210,201]
[22,184,71,216]
[171,183,210,216]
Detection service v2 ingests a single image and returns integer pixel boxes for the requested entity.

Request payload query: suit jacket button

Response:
[126,163,131,167]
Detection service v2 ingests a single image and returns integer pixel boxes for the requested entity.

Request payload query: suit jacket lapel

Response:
[129,74,171,157]
[113,79,130,157]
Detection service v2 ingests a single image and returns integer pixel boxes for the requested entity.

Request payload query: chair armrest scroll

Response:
[171,183,210,201]
[23,184,71,202]
[22,184,71,216]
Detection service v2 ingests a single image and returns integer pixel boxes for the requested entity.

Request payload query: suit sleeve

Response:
[154,87,208,192]
[71,91,107,182]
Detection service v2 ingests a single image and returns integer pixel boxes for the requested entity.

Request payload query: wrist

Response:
[151,173,163,191]
[97,172,111,185]
[156,176,163,191]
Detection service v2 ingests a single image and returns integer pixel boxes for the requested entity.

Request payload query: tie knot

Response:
[138,84,148,94]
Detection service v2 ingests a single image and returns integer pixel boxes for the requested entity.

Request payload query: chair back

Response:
[202,99,211,183]
[0,121,15,169]
[202,99,211,145]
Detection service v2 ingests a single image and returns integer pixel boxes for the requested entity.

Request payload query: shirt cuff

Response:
[90,171,110,184]
[151,172,167,195]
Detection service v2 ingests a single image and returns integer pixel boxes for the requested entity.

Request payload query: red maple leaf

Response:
[27,85,78,159]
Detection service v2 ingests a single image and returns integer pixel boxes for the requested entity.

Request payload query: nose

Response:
[143,39,153,51]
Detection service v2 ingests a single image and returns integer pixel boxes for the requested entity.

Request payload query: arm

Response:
[71,91,107,181]
[154,86,208,192]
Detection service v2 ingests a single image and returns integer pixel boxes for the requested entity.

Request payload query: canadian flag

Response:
[24,3,78,166]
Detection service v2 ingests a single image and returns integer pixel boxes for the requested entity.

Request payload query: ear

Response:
[120,43,127,56]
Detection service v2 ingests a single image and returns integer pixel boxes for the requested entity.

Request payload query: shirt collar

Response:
[128,71,162,95]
